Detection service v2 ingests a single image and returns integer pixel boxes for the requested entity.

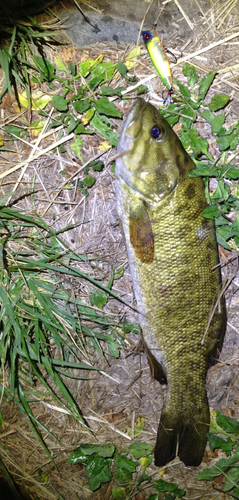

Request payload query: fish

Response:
[115,99,226,467]
[142,29,173,104]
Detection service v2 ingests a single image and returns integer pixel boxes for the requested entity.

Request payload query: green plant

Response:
[0,50,144,461]
[0,15,57,105]
[0,199,138,459]
[198,410,239,497]
[161,63,239,251]
[0,47,238,499]
[68,441,185,499]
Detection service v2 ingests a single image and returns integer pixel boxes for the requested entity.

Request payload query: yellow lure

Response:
[142,29,173,92]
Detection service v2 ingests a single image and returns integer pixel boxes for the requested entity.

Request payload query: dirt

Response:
[1,0,239,499]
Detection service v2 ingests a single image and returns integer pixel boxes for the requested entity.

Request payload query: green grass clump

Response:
[0,199,135,459]
[0,1,56,105]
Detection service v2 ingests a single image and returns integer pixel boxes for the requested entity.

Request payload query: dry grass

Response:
[0,0,239,498]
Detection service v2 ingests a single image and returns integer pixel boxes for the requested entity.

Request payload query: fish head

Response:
[116,99,186,204]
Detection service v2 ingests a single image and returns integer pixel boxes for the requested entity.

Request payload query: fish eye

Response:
[151,125,165,140]
[143,32,150,41]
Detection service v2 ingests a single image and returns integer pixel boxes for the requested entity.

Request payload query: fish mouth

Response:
[127,98,146,125]
[117,98,147,156]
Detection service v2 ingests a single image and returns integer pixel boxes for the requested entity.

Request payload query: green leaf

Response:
[83,175,95,188]
[182,63,198,88]
[114,453,137,472]
[114,468,132,483]
[180,126,209,158]
[137,472,151,487]
[112,487,126,500]
[88,464,112,491]
[78,58,102,77]
[209,94,230,111]
[75,124,95,135]
[223,468,239,493]
[73,100,91,113]
[32,56,55,81]
[91,61,116,80]
[85,443,115,458]
[217,135,230,151]
[136,84,148,95]
[91,114,119,146]
[66,117,80,134]
[69,444,115,463]
[207,433,234,456]
[201,109,225,134]
[211,114,226,134]
[89,160,104,171]
[85,454,112,491]
[117,61,129,80]
[198,450,239,481]
[188,163,239,179]
[181,107,196,127]
[54,56,68,73]
[174,79,190,98]
[197,463,229,482]
[101,85,125,96]
[216,227,232,250]
[129,441,153,459]
[89,75,105,90]
[114,265,124,280]
[107,338,120,358]
[68,450,89,464]
[93,97,121,118]
[165,114,180,127]
[224,122,239,150]
[52,95,68,111]
[4,125,27,138]
[123,322,140,334]
[68,62,76,76]
[202,204,220,218]
[198,71,217,101]
[90,289,108,309]
[70,136,83,159]
[139,455,152,469]
[188,163,218,177]
[154,479,185,497]
[81,188,89,196]
[216,410,239,436]
[211,179,230,202]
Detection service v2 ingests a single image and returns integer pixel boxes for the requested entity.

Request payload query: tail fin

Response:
[154,404,210,467]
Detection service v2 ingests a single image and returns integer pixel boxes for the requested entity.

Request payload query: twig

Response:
[8,108,55,203]
[1,133,75,182]
[176,31,239,65]
[86,413,131,440]
[173,0,194,30]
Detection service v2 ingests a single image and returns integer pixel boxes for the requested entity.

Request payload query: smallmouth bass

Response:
[115,99,226,467]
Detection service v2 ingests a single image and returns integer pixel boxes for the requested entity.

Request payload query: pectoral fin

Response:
[129,203,154,263]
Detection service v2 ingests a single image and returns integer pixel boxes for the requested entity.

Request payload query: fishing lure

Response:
[142,29,173,105]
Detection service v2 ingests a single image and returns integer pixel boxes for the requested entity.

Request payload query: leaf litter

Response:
[0,0,239,498]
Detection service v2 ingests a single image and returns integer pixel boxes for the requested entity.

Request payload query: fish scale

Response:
[115,98,226,467]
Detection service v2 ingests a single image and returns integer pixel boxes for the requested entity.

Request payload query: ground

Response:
[0,0,239,499]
